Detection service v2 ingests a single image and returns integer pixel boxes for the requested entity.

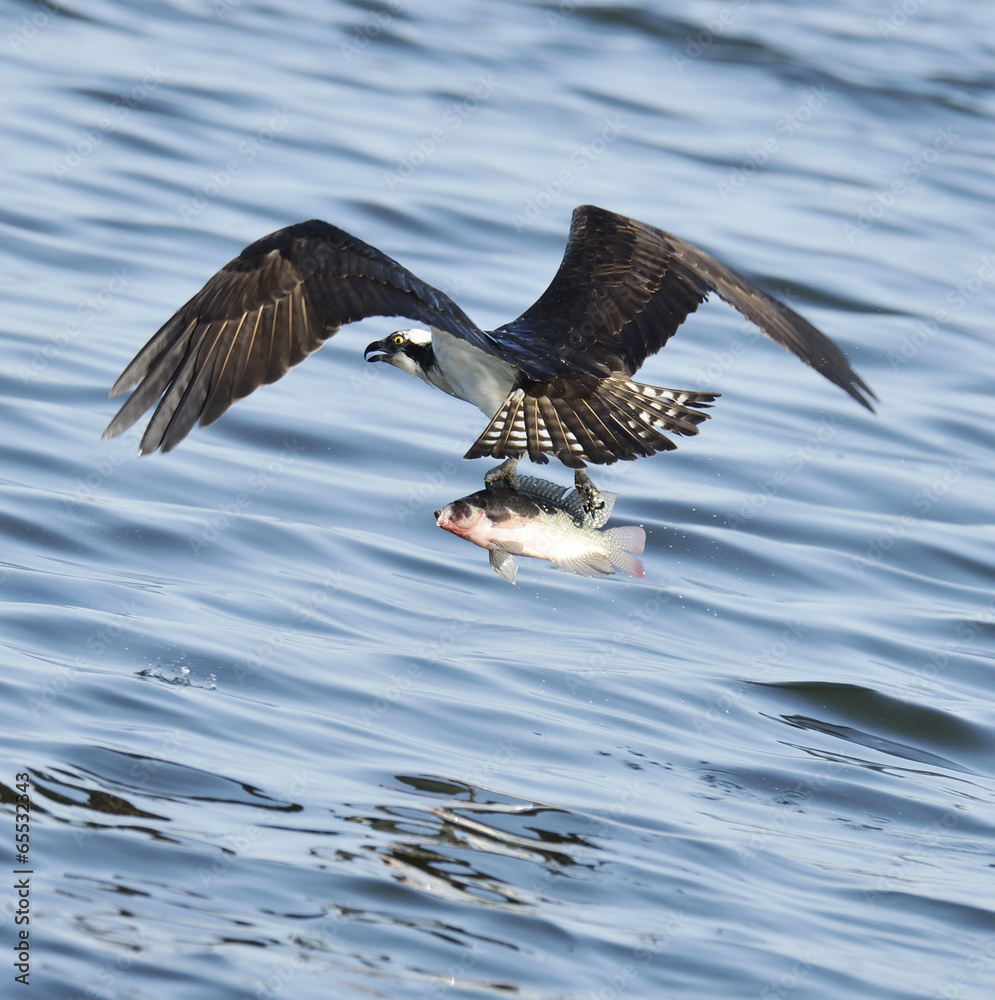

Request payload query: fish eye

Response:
[391,334,405,346]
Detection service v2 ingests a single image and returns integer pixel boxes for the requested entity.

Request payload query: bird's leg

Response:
[574,469,605,515]
[484,457,520,490]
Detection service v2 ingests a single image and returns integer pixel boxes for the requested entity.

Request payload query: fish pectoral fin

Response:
[552,552,616,578]
[489,549,519,586]
[491,540,525,554]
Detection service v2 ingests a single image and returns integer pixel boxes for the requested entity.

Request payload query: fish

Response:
[434,474,646,585]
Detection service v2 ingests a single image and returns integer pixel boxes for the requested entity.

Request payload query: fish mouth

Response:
[436,499,475,526]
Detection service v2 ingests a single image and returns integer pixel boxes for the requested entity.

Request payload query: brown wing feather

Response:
[104,219,489,454]
[496,206,876,410]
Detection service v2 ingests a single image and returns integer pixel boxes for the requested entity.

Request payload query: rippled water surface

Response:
[2,1,995,997]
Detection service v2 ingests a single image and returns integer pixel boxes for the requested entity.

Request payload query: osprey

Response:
[103,205,875,509]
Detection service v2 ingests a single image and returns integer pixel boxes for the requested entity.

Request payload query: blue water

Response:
[2,1,994,997]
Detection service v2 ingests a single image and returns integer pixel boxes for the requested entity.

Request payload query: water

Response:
[2,1,994,997]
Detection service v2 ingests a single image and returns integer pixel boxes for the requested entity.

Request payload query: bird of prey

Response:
[103,205,875,510]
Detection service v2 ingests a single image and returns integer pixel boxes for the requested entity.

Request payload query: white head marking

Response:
[394,327,432,345]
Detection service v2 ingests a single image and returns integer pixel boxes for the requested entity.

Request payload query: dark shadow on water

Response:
[753,681,995,778]
[771,715,976,775]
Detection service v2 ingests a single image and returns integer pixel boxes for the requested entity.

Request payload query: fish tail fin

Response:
[603,525,646,556]
[602,525,647,579]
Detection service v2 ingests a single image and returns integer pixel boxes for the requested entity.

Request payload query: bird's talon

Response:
[582,491,605,515]
[485,458,520,491]
[573,471,605,514]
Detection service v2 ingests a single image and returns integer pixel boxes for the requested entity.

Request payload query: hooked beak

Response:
[364,339,388,363]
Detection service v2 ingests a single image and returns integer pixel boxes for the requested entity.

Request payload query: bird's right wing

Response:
[103,219,493,454]
[494,205,876,411]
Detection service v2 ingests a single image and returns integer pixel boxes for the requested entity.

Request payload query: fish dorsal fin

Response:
[510,473,618,527]
[489,549,519,585]
[513,475,571,506]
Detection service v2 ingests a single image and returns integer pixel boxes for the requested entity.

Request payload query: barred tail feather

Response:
[466,388,537,462]
[465,377,718,467]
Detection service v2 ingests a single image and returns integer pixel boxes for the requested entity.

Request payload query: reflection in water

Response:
[345,775,599,908]
[27,752,641,994]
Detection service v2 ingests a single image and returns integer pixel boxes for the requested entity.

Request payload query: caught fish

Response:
[434,475,645,585]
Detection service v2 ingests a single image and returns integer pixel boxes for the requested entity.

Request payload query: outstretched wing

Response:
[103,219,492,454]
[494,205,876,410]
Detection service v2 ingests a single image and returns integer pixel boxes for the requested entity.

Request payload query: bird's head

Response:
[364,328,435,379]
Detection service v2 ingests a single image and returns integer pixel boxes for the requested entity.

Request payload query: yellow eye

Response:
[391,334,405,346]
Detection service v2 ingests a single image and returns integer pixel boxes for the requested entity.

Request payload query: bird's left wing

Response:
[103,219,493,454]
[494,205,876,410]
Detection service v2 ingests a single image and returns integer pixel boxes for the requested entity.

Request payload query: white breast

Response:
[428,327,518,416]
